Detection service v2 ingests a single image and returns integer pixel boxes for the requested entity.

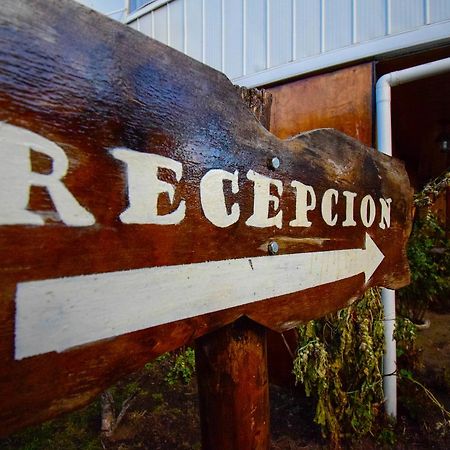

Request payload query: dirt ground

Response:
[416,312,450,387]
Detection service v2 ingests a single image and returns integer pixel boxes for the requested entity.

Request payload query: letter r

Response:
[0,122,95,226]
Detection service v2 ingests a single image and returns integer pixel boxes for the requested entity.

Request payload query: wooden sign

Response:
[0,0,413,436]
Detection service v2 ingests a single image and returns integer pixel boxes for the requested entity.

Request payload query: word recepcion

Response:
[1,123,391,231]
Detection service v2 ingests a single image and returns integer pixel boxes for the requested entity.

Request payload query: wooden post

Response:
[195,317,270,450]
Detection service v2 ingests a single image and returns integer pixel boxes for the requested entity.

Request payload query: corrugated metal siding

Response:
[295,0,321,58]
[185,0,203,60]
[224,0,244,78]
[205,0,223,70]
[355,0,386,43]
[324,0,353,51]
[139,11,154,38]
[430,0,450,22]
[127,0,450,83]
[168,0,184,51]
[129,19,139,30]
[154,6,168,44]
[268,0,294,68]
[246,0,267,74]
[390,0,425,34]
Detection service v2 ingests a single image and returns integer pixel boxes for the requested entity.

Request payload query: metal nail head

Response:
[269,156,280,170]
[268,241,279,255]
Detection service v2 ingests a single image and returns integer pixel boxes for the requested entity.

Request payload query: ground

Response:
[416,312,450,384]
[0,312,449,449]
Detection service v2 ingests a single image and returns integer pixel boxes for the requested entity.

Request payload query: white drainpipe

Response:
[376,56,450,418]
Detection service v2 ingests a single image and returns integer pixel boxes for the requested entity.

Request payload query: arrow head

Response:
[363,233,385,283]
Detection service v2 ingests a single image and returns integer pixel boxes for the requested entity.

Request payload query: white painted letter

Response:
[321,189,338,226]
[360,195,376,227]
[200,169,240,227]
[0,122,95,226]
[289,181,316,227]
[111,148,185,224]
[245,170,283,229]
[342,191,357,227]
[379,198,392,229]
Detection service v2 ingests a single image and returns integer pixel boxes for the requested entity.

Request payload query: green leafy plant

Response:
[377,425,396,447]
[397,211,450,323]
[165,347,196,386]
[399,170,450,320]
[394,316,417,359]
[293,288,386,447]
[292,199,448,447]
[0,401,102,450]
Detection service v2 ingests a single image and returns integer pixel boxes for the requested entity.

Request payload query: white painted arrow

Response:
[14,233,384,359]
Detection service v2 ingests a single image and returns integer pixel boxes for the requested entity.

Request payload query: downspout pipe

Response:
[376,57,450,418]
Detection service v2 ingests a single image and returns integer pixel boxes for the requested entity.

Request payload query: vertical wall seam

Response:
[424,0,431,24]
[352,0,357,44]
[151,10,155,38]
[167,1,171,45]
[386,0,391,35]
[202,0,206,63]
[243,0,247,76]
[320,0,325,52]
[292,0,297,61]
[183,0,187,54]
[221,0,225,73]
[266,0,271,68]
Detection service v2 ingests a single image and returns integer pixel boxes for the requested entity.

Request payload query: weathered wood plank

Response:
[0,0,412,435]
[268,63,374,146]
[196,318,269,450]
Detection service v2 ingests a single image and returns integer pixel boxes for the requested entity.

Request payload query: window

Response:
[129,0,155,13]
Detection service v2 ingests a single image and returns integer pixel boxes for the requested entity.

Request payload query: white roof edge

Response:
[233,21,450,88]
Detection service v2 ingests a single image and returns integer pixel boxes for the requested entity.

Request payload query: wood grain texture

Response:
[268,63,374,146]
[0,0,412,435]
[195,318,269,450]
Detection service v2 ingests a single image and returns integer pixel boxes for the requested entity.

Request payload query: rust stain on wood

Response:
[268,63,374,146]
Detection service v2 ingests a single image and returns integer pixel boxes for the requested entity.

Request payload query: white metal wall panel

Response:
[355,0,387,43]
[185,0,203,61]
[168,0,185,51]
[127,0,450,86]
[224,0,244,79]
[138,10,154,37]
[154,6,169,44]
[129,19,139,30]
[430,0,450,23]
[268,0,294,68]
[390,0,425,34]
[204,0,223,71]
[245,0,267,75]
[324,0,353,51]
[295,0,321,58]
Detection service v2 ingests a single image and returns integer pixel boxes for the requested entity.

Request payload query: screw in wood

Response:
[269,156,280,170]
[268,241,279,255]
